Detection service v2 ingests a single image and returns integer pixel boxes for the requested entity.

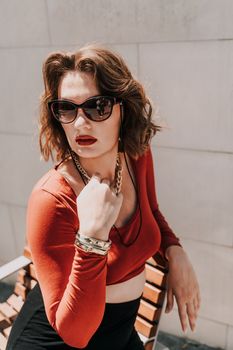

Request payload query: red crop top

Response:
[26,146,182,348]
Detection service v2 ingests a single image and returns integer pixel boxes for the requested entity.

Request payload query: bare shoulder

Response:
[56,157,84,196]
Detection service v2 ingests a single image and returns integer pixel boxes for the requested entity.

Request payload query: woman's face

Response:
[57,71,121,159]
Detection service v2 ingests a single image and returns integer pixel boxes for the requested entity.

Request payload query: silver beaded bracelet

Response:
[75,231,112,255]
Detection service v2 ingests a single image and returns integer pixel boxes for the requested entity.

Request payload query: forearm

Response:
[153,207,182,259]
[165,245,185,261]
[47,247,107,348]
[30,231,107,348]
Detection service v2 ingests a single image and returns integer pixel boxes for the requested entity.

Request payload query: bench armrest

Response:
[0,256,31,280]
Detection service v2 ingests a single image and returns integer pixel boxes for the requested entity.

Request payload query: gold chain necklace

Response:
[69,150,123,195]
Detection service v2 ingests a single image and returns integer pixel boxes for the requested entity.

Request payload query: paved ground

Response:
[0,281,14,302]
[0,282,224,350]
[158,331,224,350]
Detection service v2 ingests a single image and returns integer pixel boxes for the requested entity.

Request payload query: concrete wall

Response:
[0,1,232,349]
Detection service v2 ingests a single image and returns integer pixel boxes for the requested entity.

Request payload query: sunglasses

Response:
[48,95,122,124]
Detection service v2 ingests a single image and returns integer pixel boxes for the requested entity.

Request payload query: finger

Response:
[186,301,197,332]
[193,296,200,313]
[165,288,174,313]
[101,178,111,186]
[89,172,101,184]
[176,299,188,333]
[197,289,201,310]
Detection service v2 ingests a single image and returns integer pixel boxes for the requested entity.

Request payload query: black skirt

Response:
[6,283,144,350]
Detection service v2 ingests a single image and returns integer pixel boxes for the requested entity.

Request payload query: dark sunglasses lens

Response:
[50,97,114,123]
[83,97,113,121]
[51,101,76,123]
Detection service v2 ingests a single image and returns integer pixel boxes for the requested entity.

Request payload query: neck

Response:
[78,149,121,184]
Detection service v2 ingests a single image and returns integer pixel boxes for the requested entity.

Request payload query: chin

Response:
[72,145,101,159]
[72,141,118,159]
[75,149,97,158]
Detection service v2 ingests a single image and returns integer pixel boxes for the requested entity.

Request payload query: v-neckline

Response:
[53,153,140,231]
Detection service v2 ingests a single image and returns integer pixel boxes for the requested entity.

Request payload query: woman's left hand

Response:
[164,246,201,333]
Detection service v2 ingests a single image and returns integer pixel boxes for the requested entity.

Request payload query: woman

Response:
[7,44,200,350]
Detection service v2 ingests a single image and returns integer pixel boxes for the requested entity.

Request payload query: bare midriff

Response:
[105,268,146,303]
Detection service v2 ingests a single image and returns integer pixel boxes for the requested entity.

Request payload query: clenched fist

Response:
[76,173,123,241]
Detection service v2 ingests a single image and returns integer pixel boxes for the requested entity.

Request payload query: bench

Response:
[0,247,169,350]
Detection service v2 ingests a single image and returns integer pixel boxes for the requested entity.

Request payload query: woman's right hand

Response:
[76,173,123,241]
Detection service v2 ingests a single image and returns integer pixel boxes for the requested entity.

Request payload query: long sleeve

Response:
[26,188,107,348]
[145,146,182,260]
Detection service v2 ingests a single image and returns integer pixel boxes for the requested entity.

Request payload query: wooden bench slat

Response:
[6,294,24,313]
[14,282,27,300]
[144,341,154,350]
[23,246,32,260]
[0,332,7,350]
[0,314,11,331]
[16,268,27,285]
[16,269,37,291]
[28,264,37,280]
[135,315,158,338]
[138,299,162,322]
[145,264,166,288]
[0,304,17,322]
[147,256,168,271]
[143,282,165,305]
[2,326,12,338]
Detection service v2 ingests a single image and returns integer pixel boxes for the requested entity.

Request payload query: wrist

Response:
[165,245,184,261]
[75,231,112,255]
[78,229,109,242]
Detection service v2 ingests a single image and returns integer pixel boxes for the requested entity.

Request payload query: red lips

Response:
[76,135,97,146]
[76,135,97,141]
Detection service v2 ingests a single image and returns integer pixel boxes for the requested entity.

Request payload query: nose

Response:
[73,109,91,129]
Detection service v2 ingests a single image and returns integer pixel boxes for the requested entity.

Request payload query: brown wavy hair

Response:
[39,43,162,161]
